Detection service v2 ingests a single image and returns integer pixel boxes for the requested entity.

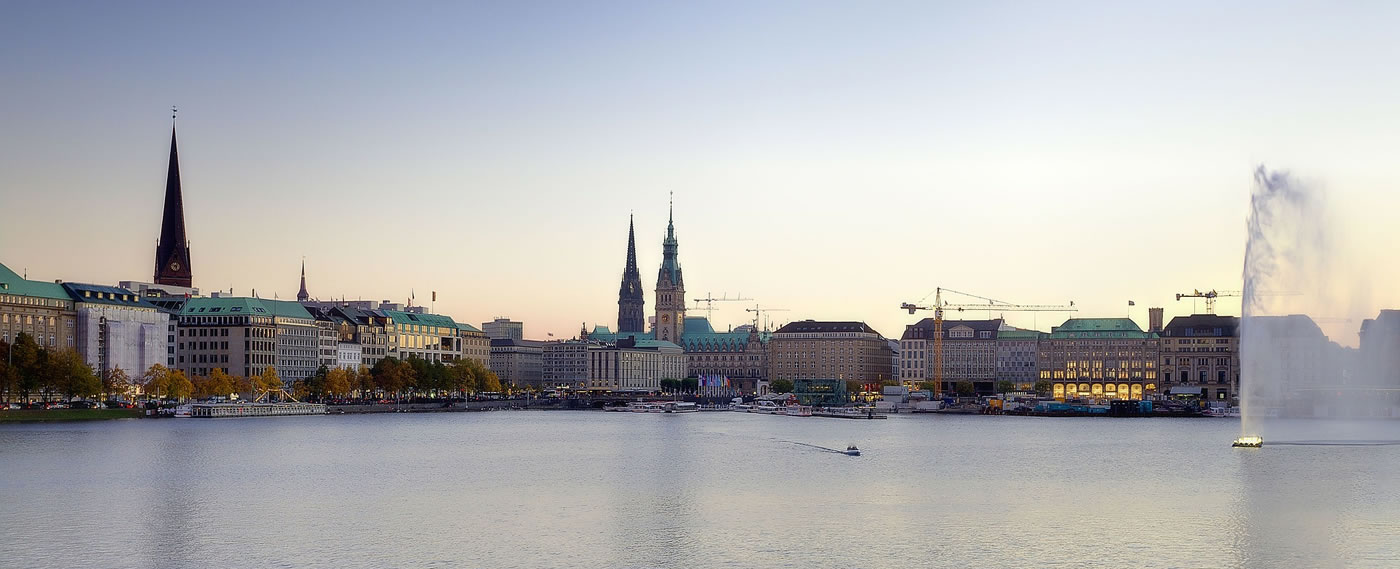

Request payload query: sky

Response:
[4,1,1400,346]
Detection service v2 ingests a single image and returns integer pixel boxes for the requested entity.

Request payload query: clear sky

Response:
[4,1,1399,345]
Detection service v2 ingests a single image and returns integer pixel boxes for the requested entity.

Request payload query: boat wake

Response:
[1266,440,1400,447]
[778,440,859,455]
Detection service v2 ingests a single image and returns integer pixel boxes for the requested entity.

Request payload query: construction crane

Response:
[1174,289,1239,315]
[900,288,1076,398]
[691,292,753,321]
[745,305,790,331]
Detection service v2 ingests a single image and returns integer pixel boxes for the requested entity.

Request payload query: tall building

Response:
[677,318,769,394]
[489,339,544,388]
[617,214,645,334]
[1159,314,1239,403]
[1360,310,1400,390]
[653,198,685,343]
[770,321,893,384]
[543,339,591,389]
[153,119,193,288]
[482,317,524,341]
[1038,318,1160,400]
[996,328,1044,391]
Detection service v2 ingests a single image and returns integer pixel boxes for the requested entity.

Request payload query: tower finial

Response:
[172,105,177,121]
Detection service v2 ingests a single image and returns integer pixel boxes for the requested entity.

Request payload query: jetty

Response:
[181,402,327,418]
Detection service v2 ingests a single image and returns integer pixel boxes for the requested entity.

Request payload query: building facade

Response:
[542,339,591,389]
[587,338,687,392]
[0,263,77,352]
[1159,314,1240,403]
[489,338,544,388]
[63,283,168,380]
[898,318,1002,395]
[388,311,464,362]
[996,328,1043,391]
[1038,318,1160,400]
[456,323,490,365]
[677,318,769,393]
[771,321,893,384]
[482,318,523,341]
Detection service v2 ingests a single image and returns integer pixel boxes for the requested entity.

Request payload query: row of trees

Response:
[1,330,506,403]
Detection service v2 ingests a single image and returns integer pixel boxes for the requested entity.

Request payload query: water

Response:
[3,412,1399,568]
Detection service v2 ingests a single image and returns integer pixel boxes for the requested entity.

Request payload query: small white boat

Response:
[844,445,861,456]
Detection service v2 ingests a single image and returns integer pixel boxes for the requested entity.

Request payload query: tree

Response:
[770,378,794,394]
[916,381,939,393]
[680,378,698,393]
[46,349,100,399]
[994,380,1015,396]
[103,367,132,401]
[447,359,477,396]
[1034,380,1053,397]
[659,378,678,393]
[195,368,236,399]
[0,339,16,402]
[142,364,171,400]
[372,358,407,397]
[256,367,283,397]
[324,367,352,397]
[954,381,976,398]
[166,369,193,400]
[355,365,375,399]
[477,368,502,393]
[11,332,43,400]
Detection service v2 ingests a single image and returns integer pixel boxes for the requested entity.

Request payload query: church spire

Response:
[153,109,193,288]
[654,194,685,343]
[617,213,646,333]
[297,259,310,302]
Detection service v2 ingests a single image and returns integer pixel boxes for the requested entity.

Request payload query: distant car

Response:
[3,402,20,410]
[45,401,70,409]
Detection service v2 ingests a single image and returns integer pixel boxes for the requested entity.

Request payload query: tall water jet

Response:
[1240,166,1386,441]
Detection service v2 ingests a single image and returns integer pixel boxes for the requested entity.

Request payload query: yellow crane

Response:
[691,292,754,321]
[901,288,1076,397]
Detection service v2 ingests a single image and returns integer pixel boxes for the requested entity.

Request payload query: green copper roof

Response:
[996,329,1046,340]
[633,339,682,350]
[456,322,483,333]
[383,310,458,329]
[1049,318,1158,339]
[0,263,72,301]
[181,297,312,319]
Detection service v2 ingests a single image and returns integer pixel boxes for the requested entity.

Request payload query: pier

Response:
[185,402,327,418]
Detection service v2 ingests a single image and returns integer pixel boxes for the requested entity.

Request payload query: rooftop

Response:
[775,320,884,337]
[62,282,157,308]
[0,263,72,301]
[1048,318,1157,340]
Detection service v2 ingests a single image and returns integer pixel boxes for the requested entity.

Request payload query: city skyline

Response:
[6,1,1400,345]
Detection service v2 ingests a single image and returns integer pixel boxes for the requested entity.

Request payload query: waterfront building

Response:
[175,297,278,380]
[677,318,769,394]
[456,323,490,365]
[329,306,391,369]
[771,321,893,384]
[1159,314,1239,403]
[387,310,464,362]
[898,318,1001,394]
[996,328,1044,391]
[793,378,848,407]
[489,338,544,388]
[270,300,320,383]
[653,201,686,344]
[482,317,524,341]
[617,214,646,334]
[542,339,591,390]
[1241,315,1346,411]
[336,341,362,370]
[0,263,77,351]
[62,282,169,380]
[1038,318,1160,400]
[587,337,687,392]
[152,120,193,289]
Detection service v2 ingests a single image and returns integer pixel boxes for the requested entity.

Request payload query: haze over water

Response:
[3,413,1399,569]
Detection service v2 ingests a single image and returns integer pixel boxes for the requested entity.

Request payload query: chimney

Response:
[1149,307,1164,333]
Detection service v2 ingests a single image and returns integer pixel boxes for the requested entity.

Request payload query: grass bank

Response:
[0,409,146,423]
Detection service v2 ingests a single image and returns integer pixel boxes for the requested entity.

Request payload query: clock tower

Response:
[153,115,193,288]
[654,195,686,343]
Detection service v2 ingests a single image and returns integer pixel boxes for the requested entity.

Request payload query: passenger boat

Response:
[628,402,666,413]
[664,402,698,413]
[779,405,813,417]
[750,400,781,414]
[844,445,861,456]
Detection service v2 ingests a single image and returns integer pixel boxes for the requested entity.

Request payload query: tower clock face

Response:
[170,262,181,272]
[661,314,670,323]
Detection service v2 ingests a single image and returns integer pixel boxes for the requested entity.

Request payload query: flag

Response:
[432,291,437,302]
[1128,300,1136,306]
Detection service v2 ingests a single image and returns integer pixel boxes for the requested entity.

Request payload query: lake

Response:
[2,411,1398,568]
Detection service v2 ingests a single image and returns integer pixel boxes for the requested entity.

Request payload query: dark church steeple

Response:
[297,259,310,302]
[617,214,646,333]
[153,111,193,288]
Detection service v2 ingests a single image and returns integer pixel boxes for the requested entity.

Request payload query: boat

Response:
[750,400,781,414]
[664,402,698,413]
[628,402,666,413]
[779,405,813,417]
[175,402,327,418]
[173,404,192,418]
[812,407,887,419]
[1232,436,1263,448]
[730,403,753,412]
[844,445,861,456]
